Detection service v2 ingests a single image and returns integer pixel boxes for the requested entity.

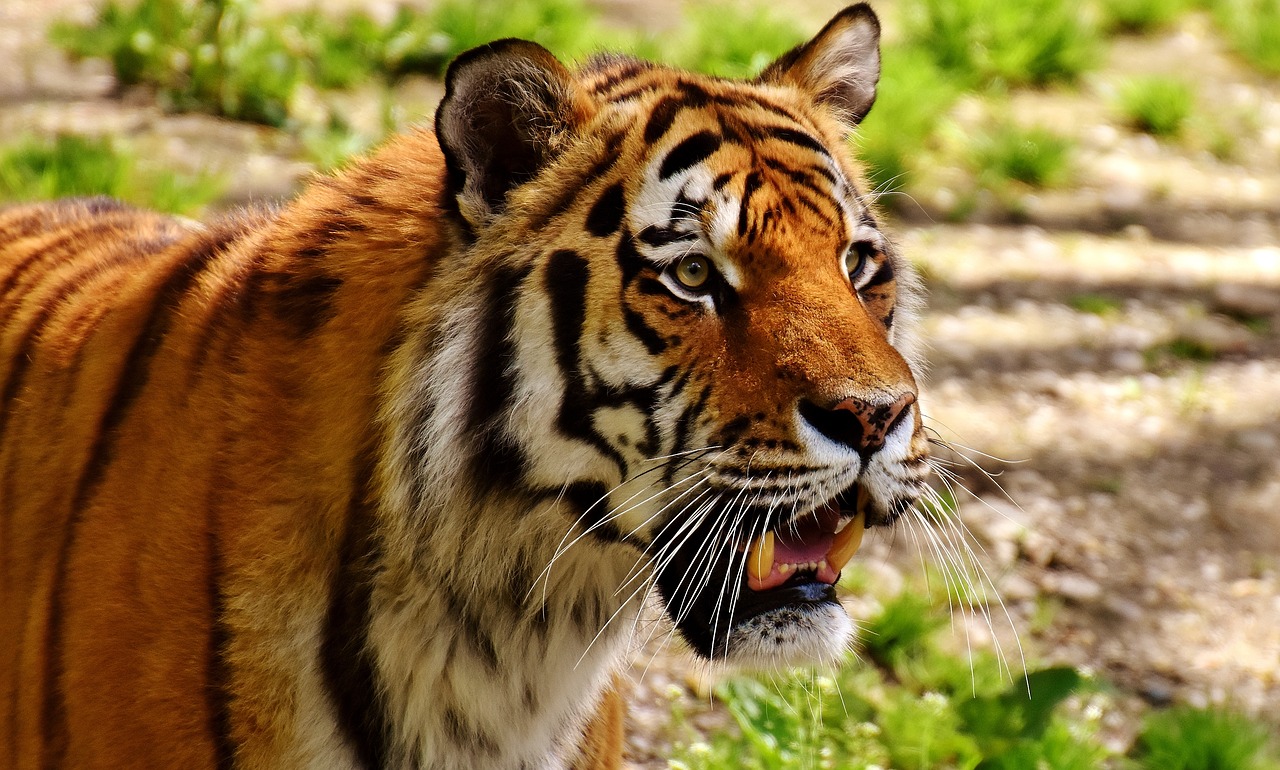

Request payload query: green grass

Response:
[1133,706,1280,770]
[671,588,1106,770]
[658,3,806,79]
[971,123,1074,189]
[51,0,604,127]
[853,44,960,197]
[1069,293,1124,315]
[0,134,221,214]
[671,585,1280,769]
[413,0,602,74]
[1116,77,1195,137]
[1212,0,1280,75]
[1144,336,1221,367]
[1099,0,1190,35]
[901,0,1100,87]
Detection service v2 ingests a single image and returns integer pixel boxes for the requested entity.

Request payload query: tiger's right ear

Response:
[436,40,593,233]
[757,3,881,129]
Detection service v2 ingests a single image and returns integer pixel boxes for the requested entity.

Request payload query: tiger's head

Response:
[427,3,928,666]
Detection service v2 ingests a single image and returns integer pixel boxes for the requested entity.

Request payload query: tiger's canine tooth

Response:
[746,531,775,582]
[825,509,866,573]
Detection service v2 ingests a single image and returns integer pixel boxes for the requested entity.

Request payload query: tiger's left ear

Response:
[436,39,594,231]
[758,3,882,128]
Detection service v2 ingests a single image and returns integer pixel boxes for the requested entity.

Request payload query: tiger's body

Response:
[0,5,929,768]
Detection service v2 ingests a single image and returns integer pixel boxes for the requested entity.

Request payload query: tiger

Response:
[0,3,929,768]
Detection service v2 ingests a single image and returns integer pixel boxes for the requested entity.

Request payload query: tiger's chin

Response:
[725,600,854,668]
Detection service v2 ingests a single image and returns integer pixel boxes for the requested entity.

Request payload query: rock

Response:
[1214,283,1280,318]
[1175,315,1255,356]
[1141,677,1176,707]
[1043,572,1103,603]
[999,573,1039,602]
[1021,531,1057,567]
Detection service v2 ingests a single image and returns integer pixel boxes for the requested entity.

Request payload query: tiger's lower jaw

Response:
[655,574,855,665]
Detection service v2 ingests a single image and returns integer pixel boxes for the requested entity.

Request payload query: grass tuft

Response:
[0,134,221,214]
[853,45,959,197]
[1132,705,1280,770]
[1116,76,1195,137]
[902,0,1099,87]
[1212,0,1280,75]
[658,3,806,79]
[1069,293,1124,315]
[971,123,1074,189]
[1100,0,1190,35]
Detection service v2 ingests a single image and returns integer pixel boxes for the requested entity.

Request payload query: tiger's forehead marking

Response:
[609,80,868,291]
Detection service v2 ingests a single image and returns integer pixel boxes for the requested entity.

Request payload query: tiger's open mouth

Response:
[739,501,866,593]
[651,482,872,661]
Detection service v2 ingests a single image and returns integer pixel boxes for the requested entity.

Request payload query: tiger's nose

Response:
[798,392,916,456]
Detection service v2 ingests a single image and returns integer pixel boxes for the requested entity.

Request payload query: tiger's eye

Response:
[674,255,711,289]
[844,243,870,281]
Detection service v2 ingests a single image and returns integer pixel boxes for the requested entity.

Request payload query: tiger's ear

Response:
[436,39,593,230]
[758,3,881,128]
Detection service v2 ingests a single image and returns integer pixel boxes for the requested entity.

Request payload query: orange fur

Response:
[0,135,449,766]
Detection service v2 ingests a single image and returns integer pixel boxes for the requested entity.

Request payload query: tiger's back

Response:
[0,197,226,766]
[0,134,449,767]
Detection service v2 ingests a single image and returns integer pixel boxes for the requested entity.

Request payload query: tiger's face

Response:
[435,4,926,665]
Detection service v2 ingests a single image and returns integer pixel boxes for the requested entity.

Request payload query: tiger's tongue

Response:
[775,517,833,564]
[746,504,865,592]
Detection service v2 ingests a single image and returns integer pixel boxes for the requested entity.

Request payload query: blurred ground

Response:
[2,0,1277,766]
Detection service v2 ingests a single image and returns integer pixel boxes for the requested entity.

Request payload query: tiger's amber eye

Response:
[844,243,870,281]
[674,255,711,289]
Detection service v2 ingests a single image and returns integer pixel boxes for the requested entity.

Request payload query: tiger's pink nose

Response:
[799,392,915,456]
[833,393,915,451]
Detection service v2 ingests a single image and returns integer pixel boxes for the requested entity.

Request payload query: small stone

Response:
[1105,596,1145,622]
[1230,579,1267,598]
[1176,316,1255,356]
[999,573,1039,602]
[1141,678,1176,707]
[1235,430,1279,454]
[1214,283,1280,318]
[1021,532,1057,567]
[1045,572,1103,603]
[1109,349,1146,372]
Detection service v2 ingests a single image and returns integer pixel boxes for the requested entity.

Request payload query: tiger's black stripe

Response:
[622,306,666,355]
[320,449,393,770]
[0,257,129,441]
[543,250,629,481]
[585,183,626,238]
[859,259,895,290]
[529,134,625,232]
[206,482,235,770]
[644,96,686,144]
[468,265,533,487]
[765,126,830,157]
[272,270,345,338]
[665,384,711,485]
[42,234,224,766]
[737,172,763,238]
[659,132,722,180]
[0,217,133,320]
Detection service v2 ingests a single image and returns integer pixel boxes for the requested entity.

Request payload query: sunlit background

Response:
[2,0,1277,766]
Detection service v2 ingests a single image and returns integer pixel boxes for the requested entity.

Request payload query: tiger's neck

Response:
[365,492,640,769]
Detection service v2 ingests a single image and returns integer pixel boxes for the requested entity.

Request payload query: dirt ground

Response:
[2,1,1278,765]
